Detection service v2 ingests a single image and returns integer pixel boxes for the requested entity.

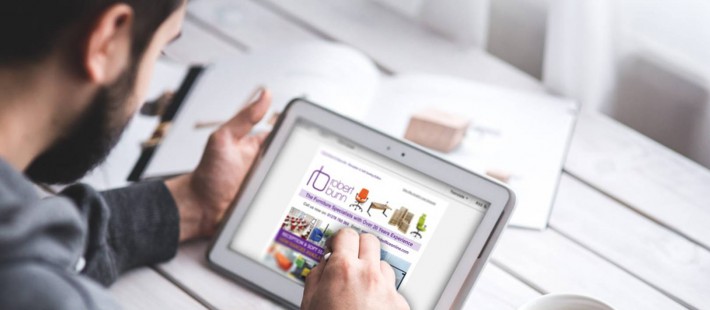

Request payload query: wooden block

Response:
[110,268,206,309]
[486,169,512,183]
[399,211,414,233]
[404,108,470,153]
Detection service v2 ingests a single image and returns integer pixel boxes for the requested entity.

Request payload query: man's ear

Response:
[82,4,134,84]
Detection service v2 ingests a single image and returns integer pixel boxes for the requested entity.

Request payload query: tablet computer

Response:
[208,99,516,309]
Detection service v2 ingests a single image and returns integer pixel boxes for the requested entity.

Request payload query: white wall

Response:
[611,0,710,168]
[619,0,710,72]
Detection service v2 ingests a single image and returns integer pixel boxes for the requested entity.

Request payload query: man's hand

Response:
[166,87,271,241]
[301,228,410,310]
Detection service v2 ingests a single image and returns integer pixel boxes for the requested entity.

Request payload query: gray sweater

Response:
[0,158,179,309]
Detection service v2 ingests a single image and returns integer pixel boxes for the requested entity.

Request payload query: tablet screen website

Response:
[230,121,489,309]
[262,145,448,288]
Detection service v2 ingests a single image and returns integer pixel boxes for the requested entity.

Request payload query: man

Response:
[0,1,409,309]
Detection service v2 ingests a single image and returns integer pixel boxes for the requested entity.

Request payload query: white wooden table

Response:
[109,0,710,309]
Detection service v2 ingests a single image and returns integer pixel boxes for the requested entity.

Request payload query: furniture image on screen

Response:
[309,223,329,243]
[348,188,370,212]
[274,251,293,271]
[290,258,314,283]
[411,214,427,239]
[399,212,414,234]
[367,201,393,217]
[309,228,323,242]
[388,207,414,234]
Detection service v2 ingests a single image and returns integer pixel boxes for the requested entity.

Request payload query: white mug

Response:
[519,293,615,310]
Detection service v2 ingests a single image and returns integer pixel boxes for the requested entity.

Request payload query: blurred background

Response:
[377,0,710,169]
[165,0,710,169]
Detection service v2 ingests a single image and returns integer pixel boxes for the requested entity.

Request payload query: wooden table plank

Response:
[491,228,685,310]
[550,174,710,309]
[158,240,543,310]
[565,113,710,250]
[157,240,284,309]
[110,268,206,309]
[164,16,244,64]
[187,0,322,49]
[465,264,541,310]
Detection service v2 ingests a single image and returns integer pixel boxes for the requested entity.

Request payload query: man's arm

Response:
[72,88,271,285]
[164,87,271,241]
[61,181,179,286]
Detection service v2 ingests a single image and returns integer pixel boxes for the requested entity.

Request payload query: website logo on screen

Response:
[307,166,355,202]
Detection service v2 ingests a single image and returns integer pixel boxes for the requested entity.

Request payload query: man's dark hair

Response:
[6,0,183,184]
[0,0,183,68]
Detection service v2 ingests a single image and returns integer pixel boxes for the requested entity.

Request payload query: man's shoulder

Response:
[0,158,40,204]
[0,263,89,309]
[0,160,86,277]
[0,261,118,310]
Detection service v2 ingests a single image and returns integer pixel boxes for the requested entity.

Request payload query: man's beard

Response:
[25,64,138,184]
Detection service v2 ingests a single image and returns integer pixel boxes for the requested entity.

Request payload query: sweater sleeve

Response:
[61,181,180,286]
[0,187,120,310]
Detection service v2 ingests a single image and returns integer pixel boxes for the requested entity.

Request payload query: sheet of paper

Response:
[144,42,381,178]
[365,75,578,229]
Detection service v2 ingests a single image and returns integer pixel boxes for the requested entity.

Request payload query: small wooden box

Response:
[404,108,470,153]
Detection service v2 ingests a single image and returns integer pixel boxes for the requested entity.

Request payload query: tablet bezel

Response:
[207,98,515,309]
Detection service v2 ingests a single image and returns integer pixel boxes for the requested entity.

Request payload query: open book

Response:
[139,42,577,230]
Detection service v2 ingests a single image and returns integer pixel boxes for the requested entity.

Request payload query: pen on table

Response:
[194,120,224,129]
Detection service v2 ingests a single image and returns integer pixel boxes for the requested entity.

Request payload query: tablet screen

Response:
[229,119,489,309]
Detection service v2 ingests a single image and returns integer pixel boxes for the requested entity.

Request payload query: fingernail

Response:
[249,86,265,105]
